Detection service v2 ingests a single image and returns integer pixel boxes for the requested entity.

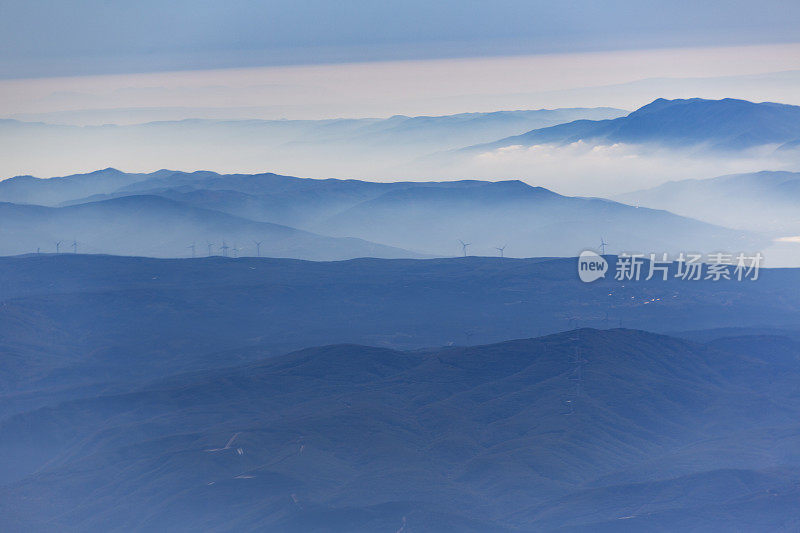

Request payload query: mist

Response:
[442,141,800,196]
[3,118,799,200]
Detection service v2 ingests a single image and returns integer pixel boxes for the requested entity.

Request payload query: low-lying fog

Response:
[2,118,798,198]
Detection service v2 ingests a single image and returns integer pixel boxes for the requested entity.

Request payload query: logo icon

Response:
[577,250,608,283]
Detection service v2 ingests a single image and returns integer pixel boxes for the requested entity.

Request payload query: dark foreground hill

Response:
[2,254,800,413]
[1,329,799,531]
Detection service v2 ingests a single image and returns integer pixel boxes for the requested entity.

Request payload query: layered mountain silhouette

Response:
[0,169,766,258]
[0,107,626,180]
[465,98,800,152]
[615,170,800,233]
[2,328,799,531]
[315,179,761,256]
[0,167,166,205]
[4,95,800,533]
[0,194,417,259]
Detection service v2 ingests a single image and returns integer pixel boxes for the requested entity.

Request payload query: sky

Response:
[3,43,800,125]
[1,1,800,192]
[0,0,799,123]
[2,0,799,79]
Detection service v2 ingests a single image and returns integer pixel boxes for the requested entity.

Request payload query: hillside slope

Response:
[1,329,799,531]
[615,170,800,233]
[466,98,800,152]
[0,195,419,259]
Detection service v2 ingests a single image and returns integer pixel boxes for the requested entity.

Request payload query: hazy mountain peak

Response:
[486,179,554,193]
[627,97,707,115]
[91,167,123,174]
[629,97,795,117]
[466,97,800,153]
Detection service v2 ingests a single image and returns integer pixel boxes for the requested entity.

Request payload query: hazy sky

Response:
[2,0,799,79]
[2,1,800,191]
[1,1,799,123]
[2,43,800,125]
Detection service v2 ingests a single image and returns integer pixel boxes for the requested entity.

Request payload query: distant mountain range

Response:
[0,107,627,152]
[615,170,800,233]
[2,326,800,531]
[0,168,765,258]
[5,97,800,533]
[314,179,760,257]
[0,167,171,205]
[0,107,627,180]
[464,98,800,152]
[4,98,800,198]
[0,194,417,259]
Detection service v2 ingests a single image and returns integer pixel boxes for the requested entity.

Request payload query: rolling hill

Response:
[1,328,799,531]
[0,194,418,259]
[615,170,800,233]
[2,254,800,404]
[0,167,163,205]
[0,169,768,258]
[314,179,763,257]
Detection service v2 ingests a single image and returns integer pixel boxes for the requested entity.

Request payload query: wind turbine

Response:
[55,241,62,254]
[220,241,230,257]
[206,241,214,256]
[599,237,608,255]
[188,242,196,258]
[458,239,471,257]
[71,239,78,253]
[253,240,262,257]
[232,243,239,258]
[496,244,507,258]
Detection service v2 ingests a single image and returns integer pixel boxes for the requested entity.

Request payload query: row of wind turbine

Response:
[456,237,608,258]
[191,240,265,258]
